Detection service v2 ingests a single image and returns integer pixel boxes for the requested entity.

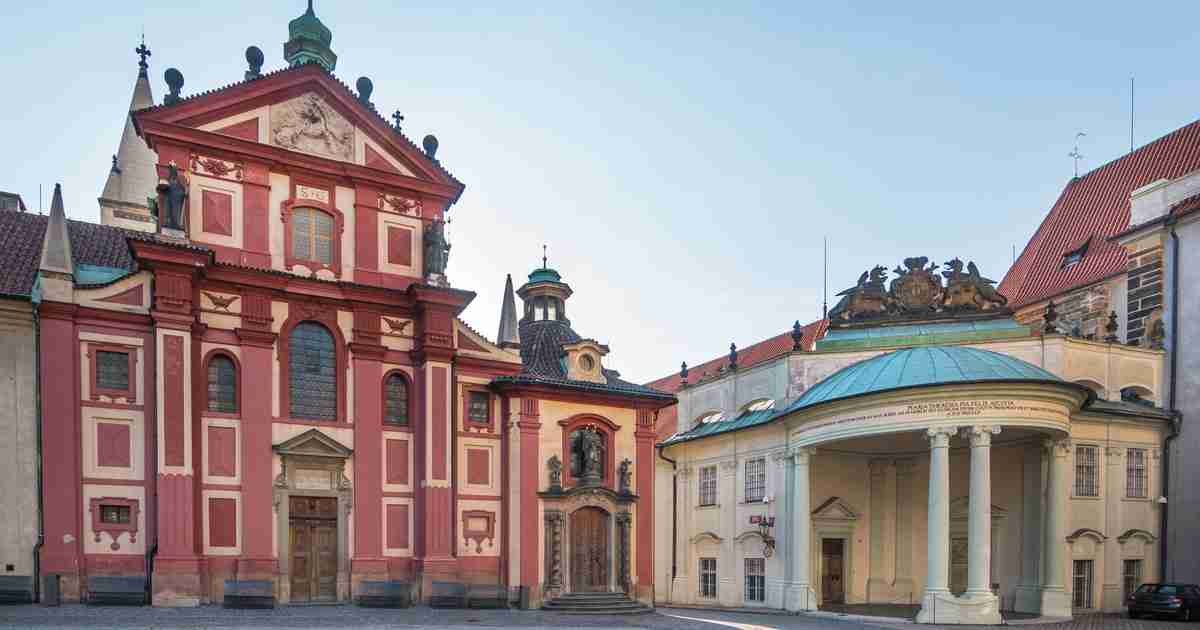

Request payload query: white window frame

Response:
[1074,445,1099,498]
[1125,448,1148,498]
[698,465,717,507]
[744,457,766,503]
[744,557,765,603]
[699,557,718,599]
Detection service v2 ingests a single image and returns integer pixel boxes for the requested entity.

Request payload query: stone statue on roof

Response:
[156,161,189,233]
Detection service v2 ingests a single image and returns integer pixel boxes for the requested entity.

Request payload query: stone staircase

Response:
[542,591,652,614]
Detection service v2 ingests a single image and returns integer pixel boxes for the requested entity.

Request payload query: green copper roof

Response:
[285,1,337,71]
[527,267,563,284]
[785,346,1062,412]
[661,346,1069,448]
[816,318,1031,352]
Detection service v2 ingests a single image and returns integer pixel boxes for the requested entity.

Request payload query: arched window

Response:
[289,322,337,420]
[207,354,237,413]
[383,372,409,426]
[291,208,334,266]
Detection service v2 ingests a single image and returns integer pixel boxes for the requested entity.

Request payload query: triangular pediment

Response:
[812,496,859,521]
[455,319,522,365]
[273,428,352,459]
[949,496,1008,520]
[134,64,460,192]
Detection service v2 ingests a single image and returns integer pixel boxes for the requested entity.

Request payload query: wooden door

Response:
[570,507,609,592]
[821,538,845,603]
[289,496,338,602]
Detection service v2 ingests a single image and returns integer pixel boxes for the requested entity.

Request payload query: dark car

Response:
[1128,583,1200,620]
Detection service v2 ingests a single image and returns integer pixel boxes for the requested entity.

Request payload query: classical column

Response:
[1040,438,1072,618]
[233,293,278,585]
[350,308,388,597]
[960,426,1002,624]
[1014,443,1045,613]
[916,426,956,624]
[633,409,656,603]
[785,447,817,612]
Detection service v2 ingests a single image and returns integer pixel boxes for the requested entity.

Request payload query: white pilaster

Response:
[1040,438,1072,618]
[917,426,956,623]
[961,426,1002,624]
[784,447,817,612]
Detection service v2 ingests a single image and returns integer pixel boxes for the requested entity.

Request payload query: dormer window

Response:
[1062,237,1091,270]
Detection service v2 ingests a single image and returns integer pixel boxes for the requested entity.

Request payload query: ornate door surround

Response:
[540,485,635,599]
[272,429,353,603]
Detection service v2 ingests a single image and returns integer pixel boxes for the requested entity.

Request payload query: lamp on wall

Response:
[750,515,777,557]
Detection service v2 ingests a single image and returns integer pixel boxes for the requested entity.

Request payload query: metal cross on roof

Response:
[135,36,152,78]
[391,110,404,131]
[1069,131,1086,178]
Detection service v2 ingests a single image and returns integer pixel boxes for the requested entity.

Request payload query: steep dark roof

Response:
[492,319,674,402]
[1000,118,1200,309]
[0,213,136,299]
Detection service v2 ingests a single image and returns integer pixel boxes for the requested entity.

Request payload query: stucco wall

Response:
[0,299,37,579]
[1165,216,1200,584]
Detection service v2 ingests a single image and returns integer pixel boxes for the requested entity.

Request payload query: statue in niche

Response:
[571,427,604,486]
[423,219,451,278]
[156,161,189,232]
[618,458,632,494]
[547,455,563,491]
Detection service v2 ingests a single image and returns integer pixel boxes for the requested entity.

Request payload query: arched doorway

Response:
[570,506,610,592]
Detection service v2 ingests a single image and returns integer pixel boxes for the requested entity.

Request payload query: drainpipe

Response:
[656,445,677,600]
[1160,221,1183,582]
[32,307,43,603]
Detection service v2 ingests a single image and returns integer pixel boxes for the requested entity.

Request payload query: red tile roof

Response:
[645,319,828,395]
[645,319,828,441]
[0,212,136,298]
[1000,118,1200,309]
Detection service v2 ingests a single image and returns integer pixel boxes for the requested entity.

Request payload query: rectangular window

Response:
[744,558,765,602]
[1126,448,1147,498]
[99,504,131,524]
[699,557,717,598]
[745,457,766,503]
[1123,559,1143,600]
[1072,559,1094,609]
[698,465,717,506]
[1074,446,1098,497]
[95,349,131,393]
[467,390,490,424]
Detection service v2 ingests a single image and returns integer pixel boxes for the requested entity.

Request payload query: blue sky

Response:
[3,1,1199,383]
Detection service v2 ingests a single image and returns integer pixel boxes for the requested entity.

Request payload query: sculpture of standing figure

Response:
[618,458,632,494]
[547,455,563,491]
[577,428,604,486]
[156,161,189,232]
[423,219,451,278]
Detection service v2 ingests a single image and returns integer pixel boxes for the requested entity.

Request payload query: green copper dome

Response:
[789,346,1064,411]
[527,267,563,284]
[285,1,337,71]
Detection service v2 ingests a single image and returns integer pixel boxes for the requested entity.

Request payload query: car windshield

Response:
[1155,585,1182,595]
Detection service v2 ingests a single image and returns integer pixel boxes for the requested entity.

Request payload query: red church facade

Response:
[32,6,672,607]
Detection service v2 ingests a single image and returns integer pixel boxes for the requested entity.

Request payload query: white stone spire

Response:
[497,273,521,350]
[39,184,73,276]
[99,39,160,232]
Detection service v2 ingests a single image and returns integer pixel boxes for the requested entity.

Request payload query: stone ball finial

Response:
[356,76,373,104]
[163,68,184,105]
[245,46,264,80]
[423,134,439,158]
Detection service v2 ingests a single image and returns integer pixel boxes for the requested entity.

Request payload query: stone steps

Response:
[542,592,652,614]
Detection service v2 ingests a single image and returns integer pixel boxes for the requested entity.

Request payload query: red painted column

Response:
[150,269,202,606]
[352,182,380,285]
[517,398,541,598]
[37,303,82,599]
[350,308,387,592]
[634,409,657,604]
[234,296,276,578]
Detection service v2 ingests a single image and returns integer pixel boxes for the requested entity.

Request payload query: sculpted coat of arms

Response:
[829,256,1007,324]
[270,93,354,160]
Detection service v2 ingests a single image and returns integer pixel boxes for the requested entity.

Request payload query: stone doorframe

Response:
[540,485,635,599]
[811,496,860,606]
[271,429,354,603]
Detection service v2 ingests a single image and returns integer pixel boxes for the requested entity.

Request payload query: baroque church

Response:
[0,3,671,607]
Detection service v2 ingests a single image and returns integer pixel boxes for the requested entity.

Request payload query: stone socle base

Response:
[1040,586,1072,619]
[916,590,1002,625]
[151,571,201,607]
[1013,584,1043,614]
[784,582,817,612]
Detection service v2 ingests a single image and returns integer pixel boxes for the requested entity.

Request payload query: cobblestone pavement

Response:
[0,605,1192,629]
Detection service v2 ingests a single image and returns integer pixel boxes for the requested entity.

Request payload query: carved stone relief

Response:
[270,93,354,161]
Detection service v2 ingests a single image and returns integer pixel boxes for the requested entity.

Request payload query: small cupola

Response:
[284,1,337,71]
[516,248,573,325]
